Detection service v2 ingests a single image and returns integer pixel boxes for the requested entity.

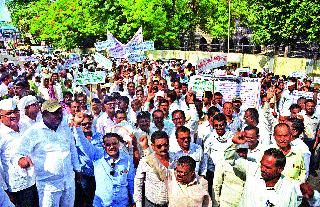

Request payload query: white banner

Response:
[213,77,261,108]
[197,55,227,76]
[94,53,113,69]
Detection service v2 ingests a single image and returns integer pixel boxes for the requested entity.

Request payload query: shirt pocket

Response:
[118,169,128,186]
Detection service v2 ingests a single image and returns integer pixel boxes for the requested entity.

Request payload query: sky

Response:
[0,0,12,22]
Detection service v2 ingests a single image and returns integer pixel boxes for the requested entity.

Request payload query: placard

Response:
[76,71,106,85]
[213,77,261,108]
[189,75,214,99]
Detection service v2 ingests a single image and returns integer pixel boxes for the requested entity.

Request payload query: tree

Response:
[245,0,320,47]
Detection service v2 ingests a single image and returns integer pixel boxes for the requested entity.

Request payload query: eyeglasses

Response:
[0,110,20,117]
[110,162,115,176]
[214,123,225,128]
[81,122,92,126]
[155,143,169,149]
[105,142,119,147]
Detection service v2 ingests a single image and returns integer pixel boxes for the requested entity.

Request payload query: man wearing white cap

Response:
[16,99,81,207]
[17,95,42,132]
[0,98,37,206]
[278,81,296,115]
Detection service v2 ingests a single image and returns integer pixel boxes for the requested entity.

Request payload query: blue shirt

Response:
[226,114,243,133]
[170,143,207,176]
[75,130,135,207]
[72,127,103,176]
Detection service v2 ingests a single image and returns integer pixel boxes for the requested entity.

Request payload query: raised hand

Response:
[18,156,33,169]
[139,135,149,150]
[232,131,246,144]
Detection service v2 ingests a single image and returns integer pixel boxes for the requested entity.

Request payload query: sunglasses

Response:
[81,122,92,126]
[110,162,115,176]
[155,143,169,149]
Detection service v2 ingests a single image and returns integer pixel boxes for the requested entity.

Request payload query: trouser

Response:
[304,138,318,172]
[7,184,38,207]
[74,174,96,207]
[206,170,214,198]
[145,198,168,207]
[37,182,75,207]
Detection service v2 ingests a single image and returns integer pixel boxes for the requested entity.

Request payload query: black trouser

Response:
[145,198,168,207]
[74,174,96,207]
[206,170,214,197]
[7,184,39,207]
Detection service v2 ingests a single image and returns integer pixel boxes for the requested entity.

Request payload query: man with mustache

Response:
[228,123,306,182]
[0,98,37,206]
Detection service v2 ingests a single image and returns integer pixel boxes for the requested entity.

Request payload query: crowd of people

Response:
[0,51,319,207]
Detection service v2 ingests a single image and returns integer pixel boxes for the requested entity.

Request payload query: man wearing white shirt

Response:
[150,110,173,136]
[96,96,116,135]
[16,100,81,207]
[17,95,42,132]
[204,113,234,197]
[303,99,320,176]
[240,148,301,207]
[286,117,311,178]
[278,81,296,115]
[0,98,37,207]
[0,73,12,98]
[196,106,220,148]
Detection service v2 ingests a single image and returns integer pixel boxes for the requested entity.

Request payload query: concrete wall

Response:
[145,50,320,76]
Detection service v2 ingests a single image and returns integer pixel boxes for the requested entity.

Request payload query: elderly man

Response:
[17,95,42,131]
[16,100,81,207]
[75,132,135,207]
[0,98,37,206]
[96,96,117,135]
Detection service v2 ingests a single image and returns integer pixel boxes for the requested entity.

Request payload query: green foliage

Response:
[246,0,320,46]
[5,0,320,49]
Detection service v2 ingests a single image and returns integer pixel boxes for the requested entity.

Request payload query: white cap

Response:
[0,98,17,110]
[18,95,38,111]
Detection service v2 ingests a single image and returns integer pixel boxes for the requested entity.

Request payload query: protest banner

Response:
[102,27,154,59]
[290,71,306,78]
[76,71,106,85]
[17,56,38,62]
[94,40,116,51]
[94,53,113,69]
[189,75,214,99]
[127,53,146,64]
[314,77,320,85]
[213,77,261,108]
[197,55,227,76]
[292,90,320,106]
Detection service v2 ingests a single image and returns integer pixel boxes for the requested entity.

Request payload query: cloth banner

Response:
[76,71,106,85]
[197,55,227,76]
[94,53,113,69]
